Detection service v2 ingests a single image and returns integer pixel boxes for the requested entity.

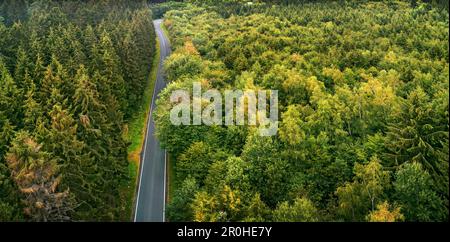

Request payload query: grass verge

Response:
[167,154,175,203]
[159,20,177,213]
[161,20,171,45]
[119,36,161,221]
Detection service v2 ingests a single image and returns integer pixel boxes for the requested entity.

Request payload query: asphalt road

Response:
[134,19,171,222]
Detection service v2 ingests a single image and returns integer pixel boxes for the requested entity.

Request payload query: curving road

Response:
[134,19,171,222]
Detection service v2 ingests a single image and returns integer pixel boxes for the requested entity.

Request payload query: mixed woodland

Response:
[0,0,448,222]
[153,0,449,222]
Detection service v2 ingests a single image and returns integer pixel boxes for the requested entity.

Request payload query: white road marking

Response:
[134,19,169,222]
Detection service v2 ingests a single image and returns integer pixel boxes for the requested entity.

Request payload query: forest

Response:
[153,0,449,222]
[0,0,448,222]
[0,0,155,221]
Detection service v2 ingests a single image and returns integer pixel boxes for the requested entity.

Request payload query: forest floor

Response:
[167,154,175,203]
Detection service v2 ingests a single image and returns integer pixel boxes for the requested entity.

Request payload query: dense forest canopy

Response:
[0,0,156,221]
[0,0,448,222]
[153,0,449,221]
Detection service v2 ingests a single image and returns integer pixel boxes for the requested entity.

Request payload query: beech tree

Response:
[393,162,446,221]
[272,197,319,222]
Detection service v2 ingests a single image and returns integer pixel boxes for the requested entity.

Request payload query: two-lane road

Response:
[134,19,171,222]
